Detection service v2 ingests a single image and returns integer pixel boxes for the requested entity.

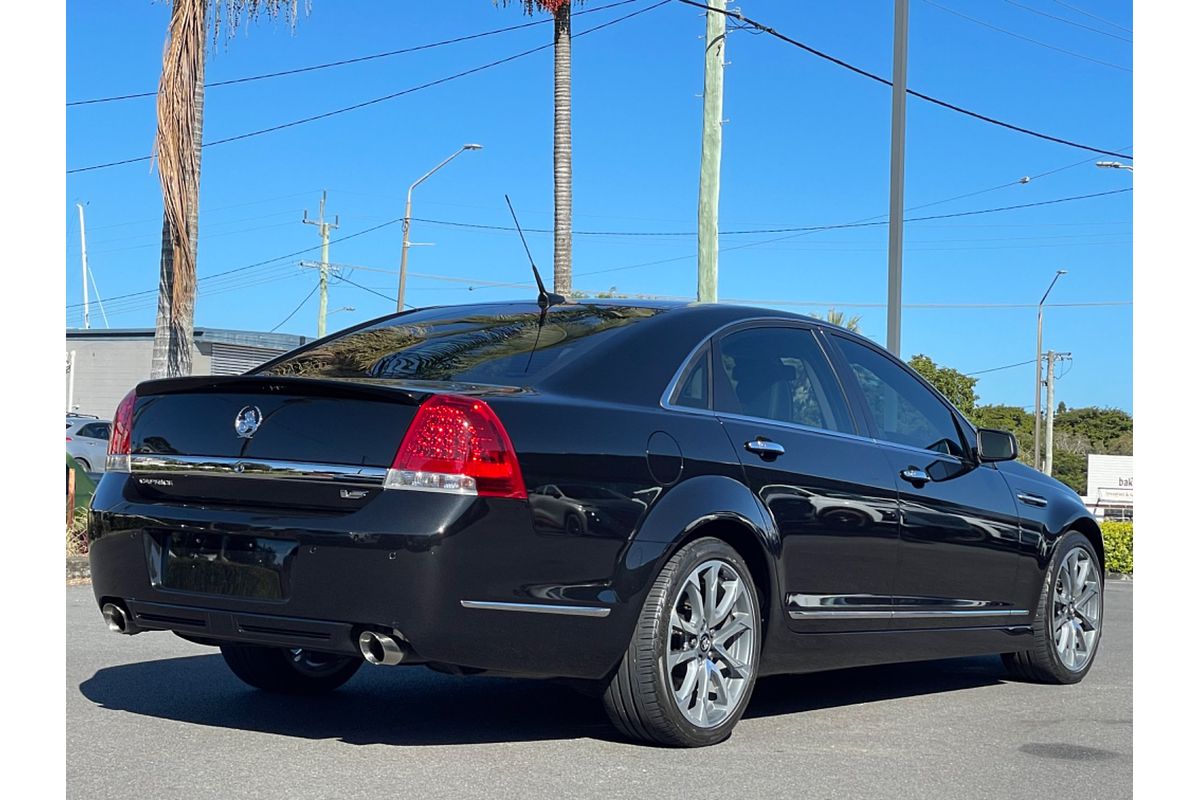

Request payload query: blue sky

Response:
[65,0,1132,411]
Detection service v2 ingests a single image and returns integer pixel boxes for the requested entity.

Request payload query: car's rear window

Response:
[258,303,663,385]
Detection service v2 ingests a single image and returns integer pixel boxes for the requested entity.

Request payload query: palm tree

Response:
[821,308,862,333]
[150,0,305,378]
[497,1,576,296]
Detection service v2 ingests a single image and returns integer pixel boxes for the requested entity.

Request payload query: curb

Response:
[67,555,91,582]
[1106,571,1132,581]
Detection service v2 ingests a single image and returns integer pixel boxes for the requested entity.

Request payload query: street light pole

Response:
[396,144,483,313]
[885,0,910,356]
[1033,269,1067,471]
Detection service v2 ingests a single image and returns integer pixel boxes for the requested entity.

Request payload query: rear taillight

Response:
[385,394,526,499]
[106,389,137,473]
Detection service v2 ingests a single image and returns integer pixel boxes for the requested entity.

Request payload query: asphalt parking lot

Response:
[66,581,1131,800]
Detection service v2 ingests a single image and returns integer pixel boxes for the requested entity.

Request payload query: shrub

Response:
[1100,521,1133,574]
[66,506,89,556]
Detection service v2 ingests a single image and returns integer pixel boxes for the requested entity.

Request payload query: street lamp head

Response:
[1056,269,1068,276]
[463,143,483,151]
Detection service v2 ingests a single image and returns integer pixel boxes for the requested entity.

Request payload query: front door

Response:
[713,323,901,632]
[829,335,1022,630]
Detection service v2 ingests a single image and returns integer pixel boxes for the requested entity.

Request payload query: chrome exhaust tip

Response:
[358,630,405,666]
[101,602,140,635]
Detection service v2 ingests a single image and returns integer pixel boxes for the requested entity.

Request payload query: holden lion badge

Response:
[234,405,263,439]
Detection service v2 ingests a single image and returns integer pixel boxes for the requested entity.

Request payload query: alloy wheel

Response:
[665,559,756,728]
[1052,546,1102,671]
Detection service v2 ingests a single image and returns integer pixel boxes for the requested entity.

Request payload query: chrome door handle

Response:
[900,467,930,486]
[745,439,786,460]
[1017,492,1048,508]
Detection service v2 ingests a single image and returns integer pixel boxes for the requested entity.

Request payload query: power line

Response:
[967,358,1037,375]
[332,272,414,309]
[66,1,641,107]
[674,0,1131,160]
[65,214,405,310]
[64,185,1131,316]
[922,0,1131,72]
[270,281,320,332]
[1051,0,1132,34]
[412,187,1131,238]
[66,1,670,175]
[1002,0,1132,43]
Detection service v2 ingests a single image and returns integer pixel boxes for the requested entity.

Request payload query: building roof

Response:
[66,327,309,351]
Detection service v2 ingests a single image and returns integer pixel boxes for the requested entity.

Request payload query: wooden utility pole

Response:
[885,0,910,355]
[697,0,726,303]
[303,191,339,338]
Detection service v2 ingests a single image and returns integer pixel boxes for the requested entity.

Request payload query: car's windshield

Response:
[258,304,662,385]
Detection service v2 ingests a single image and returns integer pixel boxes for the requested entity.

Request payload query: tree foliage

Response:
[908,354,978,416]
[819,308,862,333]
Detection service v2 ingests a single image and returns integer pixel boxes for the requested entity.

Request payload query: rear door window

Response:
[714,326,853,433]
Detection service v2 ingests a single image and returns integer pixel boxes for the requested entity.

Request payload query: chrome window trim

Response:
[460,600,611,618]
[129,454,387,485]
[658,317,982,462]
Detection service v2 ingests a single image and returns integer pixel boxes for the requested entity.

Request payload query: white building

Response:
[66,327,309,419]
[1081,454,1133,522]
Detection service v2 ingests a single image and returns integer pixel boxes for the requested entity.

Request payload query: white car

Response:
[66,415,110,473]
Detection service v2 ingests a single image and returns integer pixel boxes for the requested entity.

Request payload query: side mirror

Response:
[977,428,1018,462]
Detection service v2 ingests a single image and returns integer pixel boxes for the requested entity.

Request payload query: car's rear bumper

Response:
[88,474,635,680]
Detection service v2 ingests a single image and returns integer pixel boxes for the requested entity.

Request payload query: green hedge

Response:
[1101,521,1133,575]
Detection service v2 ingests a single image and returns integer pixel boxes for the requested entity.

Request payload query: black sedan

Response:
[88,301,1104,747]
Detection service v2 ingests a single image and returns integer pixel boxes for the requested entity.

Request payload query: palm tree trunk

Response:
[552,3,572,296]
[151,0,207,378]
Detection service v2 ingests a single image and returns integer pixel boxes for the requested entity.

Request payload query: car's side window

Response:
[715,326,853,433]
[833,336,966,457]
[78,423,102,439]
[672,347,710,410]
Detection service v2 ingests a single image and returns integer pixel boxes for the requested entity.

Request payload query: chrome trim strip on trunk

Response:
[459,600,612,618]
[129,454,387,484]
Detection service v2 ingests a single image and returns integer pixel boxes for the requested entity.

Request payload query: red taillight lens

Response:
[386,395,526,499]
[106,389,137,472]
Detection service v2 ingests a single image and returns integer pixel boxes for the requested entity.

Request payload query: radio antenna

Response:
[505,194,565,310]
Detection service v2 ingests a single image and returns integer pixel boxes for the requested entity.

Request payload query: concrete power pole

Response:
[885,0,910,355]
[76,203,90,330]
[1043,351,1071,477]
[696,0,726,303]
[303,191,339,338]
[1044,350,1056,477]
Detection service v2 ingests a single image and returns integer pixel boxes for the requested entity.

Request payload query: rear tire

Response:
[220,644,362,694]
[603,537,761,747]
[1003,531,1103,684]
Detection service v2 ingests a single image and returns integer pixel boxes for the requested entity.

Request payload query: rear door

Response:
[828,335,1023,630]
[710,322,901,632]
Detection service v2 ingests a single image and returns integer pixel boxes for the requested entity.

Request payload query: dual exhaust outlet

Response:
[103,601,406,666]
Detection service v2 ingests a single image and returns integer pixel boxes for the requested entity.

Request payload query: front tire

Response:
[220,644,362,694]
[1004,531,1103,684]
[603,537,761,747]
